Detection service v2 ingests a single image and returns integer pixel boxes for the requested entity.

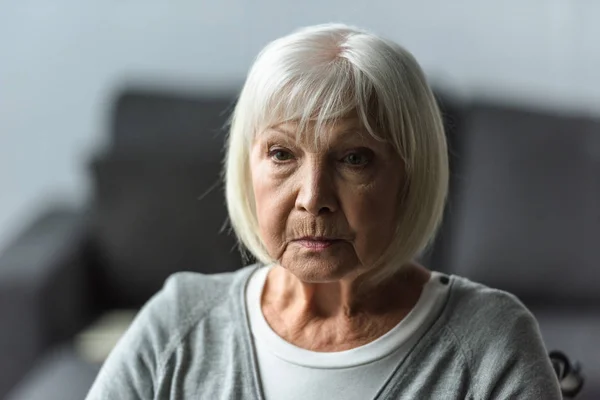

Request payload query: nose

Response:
[295,161,338,216]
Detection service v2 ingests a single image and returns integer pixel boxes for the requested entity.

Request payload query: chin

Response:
[280,252,359,283]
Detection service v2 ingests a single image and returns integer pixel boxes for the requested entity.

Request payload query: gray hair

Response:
[225,23,448,285]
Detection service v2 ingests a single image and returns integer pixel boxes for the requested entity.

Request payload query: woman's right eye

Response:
[269,149,294,162]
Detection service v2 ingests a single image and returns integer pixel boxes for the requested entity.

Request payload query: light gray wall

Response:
[1,0,599,249]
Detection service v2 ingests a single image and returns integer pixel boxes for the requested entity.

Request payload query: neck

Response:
[261,262,430,351]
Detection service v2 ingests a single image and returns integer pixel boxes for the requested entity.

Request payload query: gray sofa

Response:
[1,88,596,399]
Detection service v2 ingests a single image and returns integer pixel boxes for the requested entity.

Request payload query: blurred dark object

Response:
[550,350,585,398]
[0,87,598,399]
[0,88,243,399]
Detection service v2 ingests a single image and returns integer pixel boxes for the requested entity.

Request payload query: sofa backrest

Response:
[442,103,600,306]
[87,88,243,307]
[108,88,237,156]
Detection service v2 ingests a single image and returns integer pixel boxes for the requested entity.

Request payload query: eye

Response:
[269,148,294,162]
[342,150,372,167]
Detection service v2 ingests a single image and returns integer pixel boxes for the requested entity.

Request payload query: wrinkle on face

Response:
[250,116,404,282]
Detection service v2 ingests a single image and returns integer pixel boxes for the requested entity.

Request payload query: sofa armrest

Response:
[0,206,93,397]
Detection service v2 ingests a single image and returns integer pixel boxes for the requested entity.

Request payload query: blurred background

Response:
[0,1,598,399]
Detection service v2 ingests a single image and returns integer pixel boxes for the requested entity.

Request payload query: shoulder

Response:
[439,275,561,398]
[441,275,541,360]
[86,264,258,399]
[159,266,254,318]
[443,275,535,341]
[146,265,257,357]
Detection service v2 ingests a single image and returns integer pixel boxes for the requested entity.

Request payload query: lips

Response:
[294,238,340,250]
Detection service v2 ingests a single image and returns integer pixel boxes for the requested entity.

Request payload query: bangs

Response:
[246,58,391,148]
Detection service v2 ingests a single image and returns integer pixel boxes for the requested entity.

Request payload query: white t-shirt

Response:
[245,266,450,400]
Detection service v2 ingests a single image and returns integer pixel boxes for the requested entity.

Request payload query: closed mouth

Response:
[294,237,341,250]
[296,236,339,241]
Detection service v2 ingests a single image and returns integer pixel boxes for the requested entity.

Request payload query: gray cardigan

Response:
[86,265,562,399]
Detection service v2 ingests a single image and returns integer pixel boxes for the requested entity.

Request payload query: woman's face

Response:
[250,117,405,282]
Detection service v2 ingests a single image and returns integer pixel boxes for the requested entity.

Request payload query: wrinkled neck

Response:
[264,263,426,319]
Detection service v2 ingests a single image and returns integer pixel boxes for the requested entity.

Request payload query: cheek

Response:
[251,164,293,253]
[346,177,401,257]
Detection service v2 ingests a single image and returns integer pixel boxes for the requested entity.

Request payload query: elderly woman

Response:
[86,23,562,399]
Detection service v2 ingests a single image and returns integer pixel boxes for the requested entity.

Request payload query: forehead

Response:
[261,117,383,147]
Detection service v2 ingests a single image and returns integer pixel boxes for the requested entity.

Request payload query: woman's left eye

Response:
[342,152,371,166]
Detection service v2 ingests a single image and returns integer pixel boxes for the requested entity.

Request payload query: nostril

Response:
[317,206,334,215]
